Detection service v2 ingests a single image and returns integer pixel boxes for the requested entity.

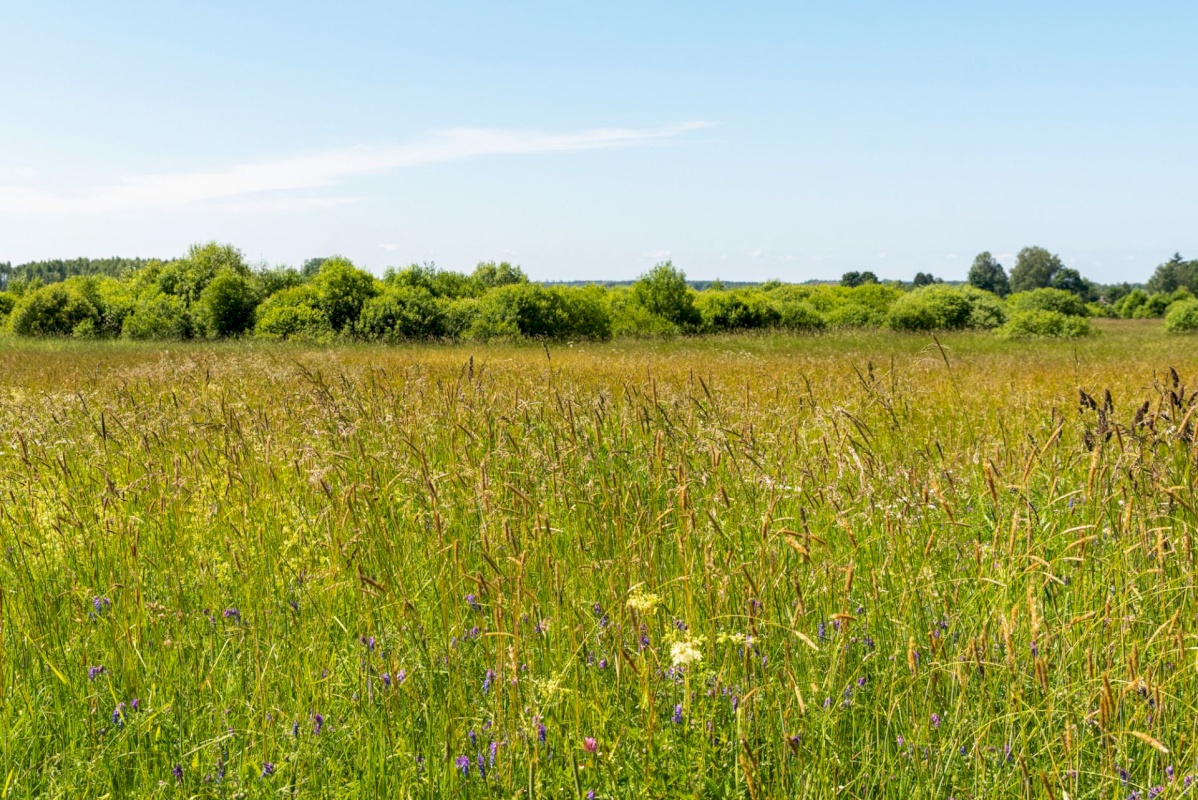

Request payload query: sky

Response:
[1,2,1196,283]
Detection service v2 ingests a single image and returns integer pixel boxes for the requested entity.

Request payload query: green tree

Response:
[310,257,379,332]
[8,283,99,336]
[1009,246,1063,294]
[1146,253,1198,294]
[1050,267,1089,297]
[841,271,879,288]
[967,252,1010,297]
[632,262,701,329]
[195,269,260,337]
[471,261,528,291]
[912,272,939,287]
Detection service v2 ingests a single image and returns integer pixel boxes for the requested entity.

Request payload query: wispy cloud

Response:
[0,122,713,214]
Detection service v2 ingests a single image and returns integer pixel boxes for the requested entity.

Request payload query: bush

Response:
[1164,300,1198,333]
[356,287,448,341]
[254,286,332,340]
[9,283,99,336]
[1006,288,1088,318]
[310,257,379,332]
[695,290,780,332]
[609,288,680,338]
[631,263,700,330]
[886,285,974,331]
[0,291,16,318]
[467,284,611,341]
[825,304,885,328]
[122,291,192,340]
[995,310,1093,339]
[195,269,260,337]
[1114,289,1148,318]
[1130,292,1173,319]
[776,300,825,332]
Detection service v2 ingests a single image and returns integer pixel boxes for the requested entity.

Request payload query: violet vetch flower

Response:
[313,713,324,735]
[483,669,494,695]
[468,730,477,747]
[88,666,105,681]
[93,596,111,614]
[172,764,183,782]
[291,721,299,737]
[931,713,941,729]
[396,669,407,684]
[112,702,126,727]
[382,672,391,687]
[466,594,480,612]
[538,721,547,744]
[223,608,241,623]
[131,698,140,711]
[477,753,487,778]
[857,676,867,687]
[456,755,471,777]
[818,621,827,641]
[489,740,498,767]
[261,762,275,778]
[673,704,683,724]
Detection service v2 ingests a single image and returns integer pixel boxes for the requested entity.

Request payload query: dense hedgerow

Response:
[1164,299,1198,333]
[0,242,1178,343]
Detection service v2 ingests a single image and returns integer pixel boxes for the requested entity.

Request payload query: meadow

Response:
[1,320,1196,798]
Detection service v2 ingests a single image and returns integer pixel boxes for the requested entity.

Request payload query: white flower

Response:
[670,638,703,667]
[626,590,660,614]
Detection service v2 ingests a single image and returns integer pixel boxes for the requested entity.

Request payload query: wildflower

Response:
[131,698,140,711]
[959,745,967,757]
[456,754,471,777]
[468,730,477,747]
[1167,765,1175,782]
[593,602,603,616]
[359,635,375,652]
[93,596,111,614]
[112,702,126,727]
[313,713,324,735]
[291,721,299,737]
[587,792,595,800]
[857,676,867,687]
[598,658,607,669]
[381,672,391,687]
[670,638,703,667]
[625,589,660,614]
[88,666,105,681]
[818,621,827,641]
[466,594,480,612]
[732,695,740,712]
[1120,767,1129,785]
[931,713,941,729]
[673,619,688,631]
[477,753,487,778]
[396,668,407,684]
[673,704,683,724]
[261,762,275,778]
[172,764,183,782]
[469,626,479,638]
[223,608,241,623]
[483,669,494,695]
[897,736,905,747]
[583,737,597,753]
[538,721,547,744]
[489,740,498,766]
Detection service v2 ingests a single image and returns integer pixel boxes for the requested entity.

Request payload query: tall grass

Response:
[0,321,1196,798]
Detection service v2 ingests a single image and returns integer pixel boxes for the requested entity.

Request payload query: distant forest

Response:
[1,245,1197,341]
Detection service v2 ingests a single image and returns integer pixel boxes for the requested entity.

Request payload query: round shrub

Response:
[310,257,379,332]
[995,309,1093,339]
[356,287,448,341]
[776,300,825,332]
[9,283,99,336]
[468,284,611,341]
[886,285,974,331]
[825,304,885,328]
[195,269,260,338]
[121,291,192,340]
[1006,288,1088,318]
[254,286,332,340]
[0,291,16,319]
[1164,299,1198,333]
[695,291,780,332]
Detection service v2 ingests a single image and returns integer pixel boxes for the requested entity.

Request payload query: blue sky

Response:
[1,2,1195,283]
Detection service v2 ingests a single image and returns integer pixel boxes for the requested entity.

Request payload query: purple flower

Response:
[291,721,299,737]
[396,669,407,684]
[456,754,471,777]
[673,704,683,724]
[1166,765,1174,782]
[818,622,827,641]
[381,672,391,687]
[112,702,126,726]
[468,729,477,747]
[88,666,105,681]
[466,594,480,612]
[583,737,597,753]
[857,676,866,687]
[261,762,275,778]
[172,764,183,782]
[587,792,595,800]
[313,713,324,735]
[897,735,905,747]
[477,753,487,778]
[131,698,140,711]
[223,608,241,623]
[732,695,740,712]
[931,713,941,729]
[489,740,498,766]
[359,635,376,652]
[483,669,494,695]
[593,603,603,616]
[538,721,547,744]
[93,596,111,614]
[598,658,608,669]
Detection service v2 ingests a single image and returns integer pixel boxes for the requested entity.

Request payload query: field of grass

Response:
[1,320,1196,798]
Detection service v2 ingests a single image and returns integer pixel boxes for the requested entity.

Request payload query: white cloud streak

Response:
[0,123,712,214]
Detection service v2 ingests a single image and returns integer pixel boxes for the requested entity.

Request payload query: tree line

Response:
[1,243,1196,342]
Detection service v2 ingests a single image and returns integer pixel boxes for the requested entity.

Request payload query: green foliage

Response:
[1164,299,1198,333]
[608,287,680,338]
[121,291,192,340]
[632,262,701,330]
[775,300,826,332]
[1114,289,1149,318]
[9,282,99,336]
[356,287,448,341]
[995,309,1093,339]
[195,269,260,338]
[384,264,475,299]
[470,261,529,291]
[1131,292,1173,319]
[967,252,1010,297]
[0,291,15,318]
[253,285,332,340]
[6,256,154,287]
[886,285,975,331]
[1050,267,1090,297]
[256,266,305,297]
[840,271,879,288]
[911,272,938,287]
[1009,246,1064,294]
[468,284,612,341]
[695,290,780,332]
[1006,288,1089,318]
[310,257,379,332]
[159,243,250,305]
[1147,252,1198,294]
